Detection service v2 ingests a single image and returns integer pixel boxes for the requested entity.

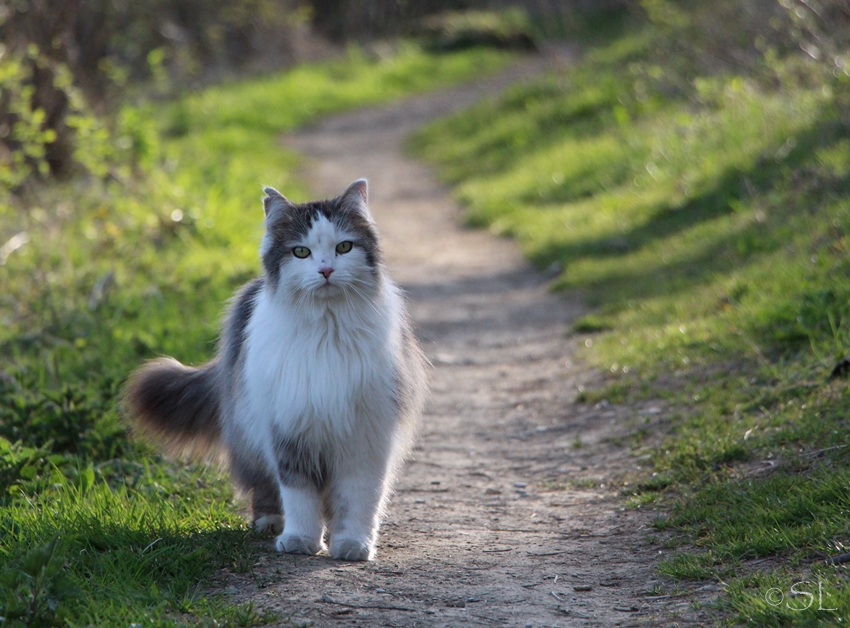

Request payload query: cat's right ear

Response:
[339,179,374,221]
[263,186,295,220]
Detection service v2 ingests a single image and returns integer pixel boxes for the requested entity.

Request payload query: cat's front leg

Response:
[275,483,326,555]
[326,465,391,561]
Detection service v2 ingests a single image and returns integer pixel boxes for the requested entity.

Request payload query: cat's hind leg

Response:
[229,450,283,534]
[275,483,325,555]
[251,482,283,534]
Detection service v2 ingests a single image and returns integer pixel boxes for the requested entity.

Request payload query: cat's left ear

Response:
[340,179,373,220]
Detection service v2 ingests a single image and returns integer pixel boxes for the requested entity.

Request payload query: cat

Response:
[124,179,428,561]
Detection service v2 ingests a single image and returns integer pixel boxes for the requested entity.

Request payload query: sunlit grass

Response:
[412,21,850,626]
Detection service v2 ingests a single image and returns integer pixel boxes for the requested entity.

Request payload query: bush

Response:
[0,0,304,186]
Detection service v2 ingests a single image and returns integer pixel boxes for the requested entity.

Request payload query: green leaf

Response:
[76,466,95,492]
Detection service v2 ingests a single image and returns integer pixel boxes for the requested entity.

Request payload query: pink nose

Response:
[319,267,334,279]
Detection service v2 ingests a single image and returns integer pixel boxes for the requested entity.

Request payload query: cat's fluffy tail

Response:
[124,358,222,459]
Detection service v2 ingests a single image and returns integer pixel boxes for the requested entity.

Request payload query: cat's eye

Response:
[335,241,353,254]
[292,246,310,259]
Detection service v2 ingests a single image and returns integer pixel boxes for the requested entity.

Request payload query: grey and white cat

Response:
[125,179,428,561]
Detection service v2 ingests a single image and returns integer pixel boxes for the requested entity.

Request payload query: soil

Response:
[223,53,717,627]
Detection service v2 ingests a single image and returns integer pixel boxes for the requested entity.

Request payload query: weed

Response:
[0,537,78,628]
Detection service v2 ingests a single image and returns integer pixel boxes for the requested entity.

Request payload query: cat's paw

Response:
[252,514,283,534]
[330,539,373,562]
[275,533,322,556]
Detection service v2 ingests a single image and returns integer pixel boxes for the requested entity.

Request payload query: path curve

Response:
[229,55,708,627]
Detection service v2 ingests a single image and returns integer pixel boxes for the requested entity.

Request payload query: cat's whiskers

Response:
[341,280,383,318]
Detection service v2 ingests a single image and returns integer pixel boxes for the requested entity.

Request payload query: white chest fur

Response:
[240,287,398,444]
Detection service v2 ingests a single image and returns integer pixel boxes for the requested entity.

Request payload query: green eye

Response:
[292,246,310,259]
[336,241,353,254]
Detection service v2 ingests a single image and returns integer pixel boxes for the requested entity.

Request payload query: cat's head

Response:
[259,179,383,300]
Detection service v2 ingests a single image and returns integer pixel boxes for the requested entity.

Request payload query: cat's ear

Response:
[339,179,372,220]
[263,186,295,220]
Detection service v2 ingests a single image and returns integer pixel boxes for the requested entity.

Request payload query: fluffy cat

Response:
[125,179,428,561]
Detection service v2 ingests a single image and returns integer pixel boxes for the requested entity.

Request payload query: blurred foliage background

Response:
[0,0,630,188]
[3,0,848,193]
[0,0,309,185]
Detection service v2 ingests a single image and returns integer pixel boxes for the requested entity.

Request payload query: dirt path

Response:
[227,56,712,627]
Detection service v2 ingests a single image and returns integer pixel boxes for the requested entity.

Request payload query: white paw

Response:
[253,514,283,534]
[330,539,373,562]
[275,533,323,556]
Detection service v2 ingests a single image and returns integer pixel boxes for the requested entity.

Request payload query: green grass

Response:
[0,43,513,627]
[411,9,850,625]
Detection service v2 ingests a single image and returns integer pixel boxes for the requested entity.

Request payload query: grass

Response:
[411,6,850,625]
[0,42,513,627]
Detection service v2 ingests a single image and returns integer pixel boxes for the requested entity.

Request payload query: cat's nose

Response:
[319,267,334,280]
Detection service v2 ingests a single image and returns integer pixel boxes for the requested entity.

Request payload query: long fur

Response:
[123,358,222,460]
[124,179,428,561]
